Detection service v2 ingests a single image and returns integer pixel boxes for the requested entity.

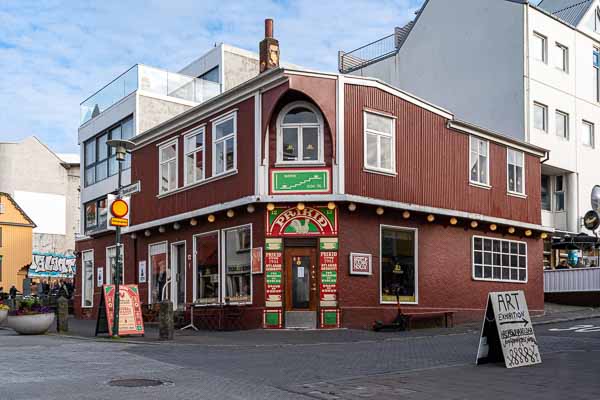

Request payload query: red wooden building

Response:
[75,27,549,329]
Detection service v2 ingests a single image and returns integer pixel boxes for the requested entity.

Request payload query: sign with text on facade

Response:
[350,253,372,276]
[320,251,338,303]
[120,180,141,197]
[476,291,541,369]
[265,251,283,307]
[266,206,338,237]
[107,194,130,230]
[270,168,331,194]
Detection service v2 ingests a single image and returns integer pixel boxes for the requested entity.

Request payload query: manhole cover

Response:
[108,378,167,388]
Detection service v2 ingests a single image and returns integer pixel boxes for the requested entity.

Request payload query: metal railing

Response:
[544,267,600,293]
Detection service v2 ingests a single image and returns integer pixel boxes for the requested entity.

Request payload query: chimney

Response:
[259,18,280,73]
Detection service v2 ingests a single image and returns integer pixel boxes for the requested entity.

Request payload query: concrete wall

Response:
[353,0,527,140]
[223,49,260,91]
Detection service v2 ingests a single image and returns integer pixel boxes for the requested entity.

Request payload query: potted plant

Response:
[0,302,9,325]
[7,299,55,335]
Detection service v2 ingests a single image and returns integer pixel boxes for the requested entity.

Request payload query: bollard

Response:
[158,301,174,340]
[56,296,69,333]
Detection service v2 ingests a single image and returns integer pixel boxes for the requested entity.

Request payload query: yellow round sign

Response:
[111,199,128,218]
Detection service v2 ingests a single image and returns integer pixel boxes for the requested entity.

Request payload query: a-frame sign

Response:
[95,285,145,337]
[476,291,541,368]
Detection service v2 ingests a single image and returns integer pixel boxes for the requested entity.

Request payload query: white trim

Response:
[469,136,490,187]
[158,139,178,195]
[363,110,396,174]
[183,127,206,186]
[221,223,253,305]
[209,108,239,123]
[471,235,528,284]
[105,244,124,285]
[80,249,94,308]
[180,123,206,136]
[363,107,397,119]
[254,91,261,196]
[211,111,238,176]
[379,225,418,305]
[170,240,187,310]
[337,75,345,194]
[506,148,526,196]
[192,230,221,305]
[147,240,169,305]
[276,101,324,164]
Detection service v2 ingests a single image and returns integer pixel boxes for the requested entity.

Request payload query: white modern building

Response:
[339,0,600,266]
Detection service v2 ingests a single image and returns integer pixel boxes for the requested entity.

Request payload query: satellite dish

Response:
[592,185,600,211]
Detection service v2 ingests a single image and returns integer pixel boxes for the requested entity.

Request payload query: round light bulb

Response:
[508,227,516,234]
[144,230,151,237]
[540,232,548,239]
[470,221,478,229]
[327,202,336,210]
[450,217,458,225]
[348,203,357,212]
[173,222,181,230]
[490,224,497,231]
[208,214,215,223]
[402,211,410,219]
[266,203,275,211]
[158,226,166,233]
[247,204,255,213]
[190,218,198,226]
[525,230,532,237]
[297,202,305,211]
[427,214,435,222]
[376,207,384,216]
[227,209,235,218]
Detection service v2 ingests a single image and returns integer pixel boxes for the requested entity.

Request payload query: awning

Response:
[551,233,600,250]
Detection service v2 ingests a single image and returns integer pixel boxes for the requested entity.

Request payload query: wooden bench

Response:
[404,311,454,330]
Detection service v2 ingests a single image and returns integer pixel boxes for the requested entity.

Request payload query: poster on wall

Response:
[320,251,338,304]
[252,247,263,274]
[95,284,145,337]
[476,291,541,369]
[97,267,104,287]
[138,261,147,283]
[265,251,283,307]
[350,253,372,275]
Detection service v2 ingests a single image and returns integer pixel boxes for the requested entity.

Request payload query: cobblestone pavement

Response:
[1,317,599,399]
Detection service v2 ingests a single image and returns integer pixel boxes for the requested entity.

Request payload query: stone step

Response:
[285,311,317,329]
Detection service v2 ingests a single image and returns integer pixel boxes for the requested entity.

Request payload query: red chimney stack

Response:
[259,18,280,73]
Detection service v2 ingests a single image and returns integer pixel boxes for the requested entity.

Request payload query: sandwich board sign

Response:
[95,284,145,337]
[476,291,541,368]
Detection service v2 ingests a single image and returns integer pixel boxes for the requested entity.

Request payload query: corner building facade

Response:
[75,68,549,329]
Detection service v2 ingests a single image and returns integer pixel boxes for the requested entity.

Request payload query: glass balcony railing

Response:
[80,64,221,125]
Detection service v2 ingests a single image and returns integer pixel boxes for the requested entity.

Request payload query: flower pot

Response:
[0,309,8,325]
[7,313,55,335]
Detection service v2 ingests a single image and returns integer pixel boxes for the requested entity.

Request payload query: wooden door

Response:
[285,248,317,311]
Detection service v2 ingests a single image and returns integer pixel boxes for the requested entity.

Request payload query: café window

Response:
[364,111,395,174]
[212,112,237,175]
[184,127,205,185]
[159,139,178,194]
[380,226,417,304]
[194,231,220,305]
[472,236,527,283]
[223,225,252,304]
[507,148,525,195]
[81,250,94,308]
[470,136,489,186]
[106,245,124,285]
[149,242,168,304]
[277,102,323,164]
[84,198,107,232]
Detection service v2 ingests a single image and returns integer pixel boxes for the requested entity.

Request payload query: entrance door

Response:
[285,248,317,310]
[170,242,186,310]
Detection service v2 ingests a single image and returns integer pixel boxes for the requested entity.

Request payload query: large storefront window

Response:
[149,242,169,304]
[224,225,251,303]
[81,250,94,307]
[106,245,124,285]
[381,227,417,303]
[194,232,220,305]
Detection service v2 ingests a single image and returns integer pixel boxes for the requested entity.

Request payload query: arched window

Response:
[277,102,324,164]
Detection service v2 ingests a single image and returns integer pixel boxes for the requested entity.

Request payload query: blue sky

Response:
[0,0,423,154]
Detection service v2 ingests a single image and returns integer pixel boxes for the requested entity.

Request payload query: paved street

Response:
[1,317,599,400]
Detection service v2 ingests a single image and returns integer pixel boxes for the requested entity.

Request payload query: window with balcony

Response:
[84,116,133,187]
[364,111,395,174]
[159,140,178,194]
[470,136,489,186]
[212,112,237,175]
[184,127,205,186]
[277,102,324,165]
[507,149,525,195]
[533,102,548,132]
[556,110,569,139]
[582,120,595,148]
[555,43,568,73]
[533,32,547,63]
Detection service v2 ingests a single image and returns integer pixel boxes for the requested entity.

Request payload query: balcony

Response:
[544,268,600,293]
[80,64,221,125]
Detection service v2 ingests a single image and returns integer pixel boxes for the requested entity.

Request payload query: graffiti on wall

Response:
[29,252,77,279]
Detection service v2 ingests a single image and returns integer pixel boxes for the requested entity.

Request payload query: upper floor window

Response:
[582,120,595,148]
[555,43,569,73]
[277,102,323,164]
[212,112,236,175]
[364,111,395,174]
[555,110,569,139]
[541,175,551,211]
[184,127,205,185]
[554,175,565,211]
[84,197,107,233]
[533,32,547,64]
[533,102,548,132]
[159,140,178,194]
[595,7,600,33]
[470,136,489,186]
[594,48,600,103]
[507,149,525,195]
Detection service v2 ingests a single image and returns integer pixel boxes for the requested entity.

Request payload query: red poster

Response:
[319,251,338,301]
[103,284,145,336]
[252,247,263,274]
[265,252,283,305]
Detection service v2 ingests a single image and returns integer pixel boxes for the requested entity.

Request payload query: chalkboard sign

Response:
[476,291,541,368]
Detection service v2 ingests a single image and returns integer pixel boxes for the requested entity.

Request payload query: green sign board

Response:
[265,238,283,251]
[321,271,337,285]
[319,238,339,251]
[271,169,330,194]
[266,271,282,285]
[323,311,338,326]
[265,311,280,326]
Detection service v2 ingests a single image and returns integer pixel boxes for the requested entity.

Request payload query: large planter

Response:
[0,309,8,325]
[7,313,55,335]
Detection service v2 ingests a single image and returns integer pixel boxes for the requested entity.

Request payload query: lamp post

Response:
[106,139,135,338]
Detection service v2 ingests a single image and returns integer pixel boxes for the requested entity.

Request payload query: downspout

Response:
[524,2,531,143]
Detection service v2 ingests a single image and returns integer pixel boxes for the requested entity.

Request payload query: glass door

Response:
[285,248,317,310]
[170,242,186,310]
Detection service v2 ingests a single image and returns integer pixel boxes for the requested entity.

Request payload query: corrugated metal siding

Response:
[344,84,541,225]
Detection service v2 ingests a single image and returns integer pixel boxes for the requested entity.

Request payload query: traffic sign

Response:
[107,194,130,230]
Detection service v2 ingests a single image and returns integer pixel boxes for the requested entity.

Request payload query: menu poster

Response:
[265,252,283,307]
[96,284,145,337]
[320,251,338,302]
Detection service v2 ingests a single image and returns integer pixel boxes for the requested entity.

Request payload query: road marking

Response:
[548,324,600,333]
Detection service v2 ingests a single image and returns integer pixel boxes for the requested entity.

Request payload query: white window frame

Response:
[276,101,325,165]
[147,241,169,305]
[363,110,397,175]
[158,139,178,194]
[472,236,528,284]
[379,225,418,305]
[183,127,206,186]
[221,223,253,305]
[81,250,94,308]
[555,42,569,73]
[211,111,237,177]
[533,102,548,132]
[469,136,490,187]
[192,230,221,305]
[582,120,595,148]
[533,32,547,64]
[507,148,526,196]
[105,244,124,285]
[555,110,570,140]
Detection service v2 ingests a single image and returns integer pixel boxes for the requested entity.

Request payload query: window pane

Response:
[168,160,176,190]
[122,118,134,140]
[380,136,392,170]
[161,144,176,161]
[555,192,565,211]
[366,133,378,168]
[195,233,219,304]
[186,153,195,184]
[215,141,224,174]
[381,229,416,302]
[96,160,107,181]
[541,175,551,211]
[533,34,545,62]
[470,152,479,182]
[85,167,95,186]
[108,155,118,176]
[85,140,96,166]
[160,163,170,193]
[366,112,392,134]
[534,103,546,131]
[556,112,568,138]
[282,127,298,161]
[82,252,94,307]
[473,237,527,282]
[225,137,234,170]
[110,125,121,141]
[97,199,107,228]
[582,122,594,147]
[302,127,319,161]
[225,227,251,303]
[508,165,515,192]
[515,166,523,193]
[215,117,234,140]
[97,133,108,160]
[195,151,203,180]
[283,107,318,124]
[85,202,97,229]
[149,244,168,304]
[479,154,488,183]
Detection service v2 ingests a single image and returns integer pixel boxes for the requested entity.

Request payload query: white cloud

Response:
[0,0,420,152]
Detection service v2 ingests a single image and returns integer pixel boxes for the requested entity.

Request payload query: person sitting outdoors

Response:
[555,260,570,270]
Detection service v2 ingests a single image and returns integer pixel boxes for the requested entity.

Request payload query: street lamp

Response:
[106,139,135,338]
